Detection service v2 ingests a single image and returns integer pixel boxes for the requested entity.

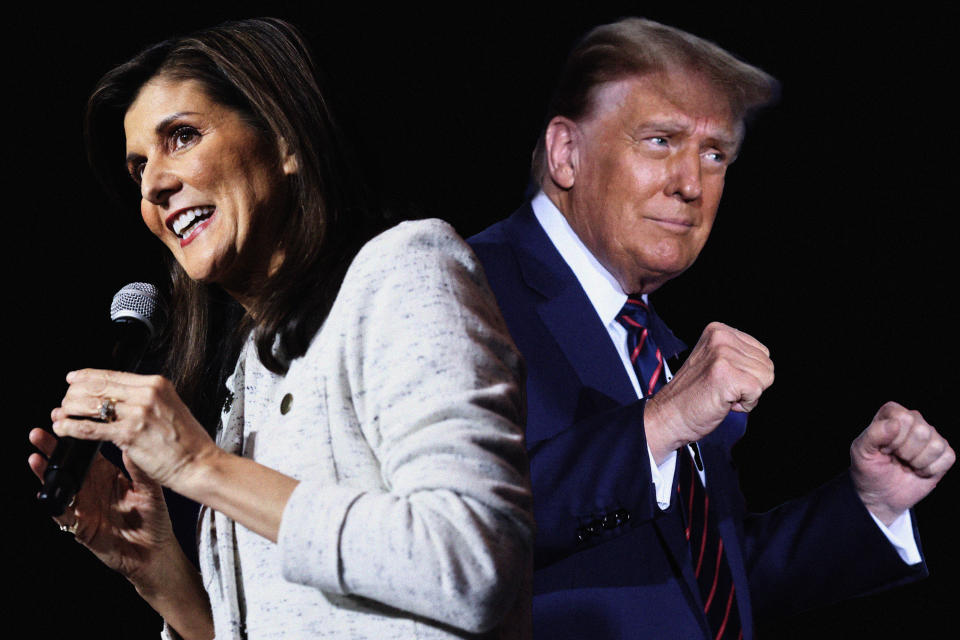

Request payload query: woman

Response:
[28,18,533,640]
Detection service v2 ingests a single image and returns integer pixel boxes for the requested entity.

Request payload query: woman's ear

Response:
[279,138,299,175]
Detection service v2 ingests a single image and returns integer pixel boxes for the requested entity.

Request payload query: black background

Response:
[7,2,958,637]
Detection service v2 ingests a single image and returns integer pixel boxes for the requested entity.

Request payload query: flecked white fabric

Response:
[162,219,533,639]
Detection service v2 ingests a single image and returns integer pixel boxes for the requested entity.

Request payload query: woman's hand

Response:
[28,428,179,587]
[50,368,298,546]
[29,428,216,639]
[50,369,221,492]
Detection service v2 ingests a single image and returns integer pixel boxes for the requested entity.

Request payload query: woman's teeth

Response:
[172,206,215,238]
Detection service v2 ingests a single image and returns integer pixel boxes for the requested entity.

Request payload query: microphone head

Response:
[110,282,160,337]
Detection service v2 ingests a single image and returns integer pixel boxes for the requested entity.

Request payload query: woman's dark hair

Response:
[86,18,383,420]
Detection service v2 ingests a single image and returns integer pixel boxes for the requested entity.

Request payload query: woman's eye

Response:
[171,126,200,150]
[129,161,146,184]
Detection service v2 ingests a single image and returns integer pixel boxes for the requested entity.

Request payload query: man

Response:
[468,17,954,639]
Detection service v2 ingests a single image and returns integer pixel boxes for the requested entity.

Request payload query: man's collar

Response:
[529,191,686,360]
[530,190,633,326]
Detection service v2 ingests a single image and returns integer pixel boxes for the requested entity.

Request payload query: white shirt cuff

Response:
[868,509,922,565]
[649,446,678,510]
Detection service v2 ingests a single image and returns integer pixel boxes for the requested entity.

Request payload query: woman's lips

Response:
[179,212,215,247]
[165,205,216,245]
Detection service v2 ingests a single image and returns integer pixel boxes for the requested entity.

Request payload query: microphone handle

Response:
[38,319,152,516]
[37,431,103,516]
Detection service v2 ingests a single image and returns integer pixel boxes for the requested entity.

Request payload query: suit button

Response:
[614,509,631,524]
[585,519,602,536]
[602,514,618,530]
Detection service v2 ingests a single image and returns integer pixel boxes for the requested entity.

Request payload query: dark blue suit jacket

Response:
[469,203,926,639]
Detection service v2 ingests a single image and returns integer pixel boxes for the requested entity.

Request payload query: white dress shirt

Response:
[530,190,920,564]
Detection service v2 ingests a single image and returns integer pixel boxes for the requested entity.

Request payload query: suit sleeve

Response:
[737,471,928,622]
[276,220,535,634]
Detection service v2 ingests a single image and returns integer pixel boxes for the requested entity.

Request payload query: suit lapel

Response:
[502,205,638,406]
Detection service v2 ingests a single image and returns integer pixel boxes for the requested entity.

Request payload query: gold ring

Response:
[98,397,118,422]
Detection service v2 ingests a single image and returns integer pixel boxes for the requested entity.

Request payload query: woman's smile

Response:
[167,205,217,245]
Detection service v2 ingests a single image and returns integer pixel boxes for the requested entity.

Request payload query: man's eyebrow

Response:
[711,132,743,150]
[633,119,687,133]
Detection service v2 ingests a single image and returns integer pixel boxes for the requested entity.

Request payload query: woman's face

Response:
[123,77,296,292]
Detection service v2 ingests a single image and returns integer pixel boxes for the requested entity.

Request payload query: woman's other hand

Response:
[29,427,215,638]
[28,428,179,587]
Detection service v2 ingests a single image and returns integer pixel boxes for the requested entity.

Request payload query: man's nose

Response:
[140,158,181,205]
[666,148,703,202]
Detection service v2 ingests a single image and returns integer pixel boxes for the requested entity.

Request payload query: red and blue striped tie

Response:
[616,296,665,396]
[617,296,741,640]
[678,450,742,639]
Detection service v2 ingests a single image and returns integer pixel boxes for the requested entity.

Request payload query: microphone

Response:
[38,282,162,516]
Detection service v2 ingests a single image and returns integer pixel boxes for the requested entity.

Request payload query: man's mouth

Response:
[170,206,215,239]
[647,216,694,230]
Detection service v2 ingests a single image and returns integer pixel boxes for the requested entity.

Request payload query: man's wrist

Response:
[643,395,686,465]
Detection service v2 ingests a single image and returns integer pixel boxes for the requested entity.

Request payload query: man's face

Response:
[555,70,742,294]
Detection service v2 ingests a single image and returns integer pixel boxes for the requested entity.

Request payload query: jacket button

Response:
[280,393,293,415]
[585,519,602,536]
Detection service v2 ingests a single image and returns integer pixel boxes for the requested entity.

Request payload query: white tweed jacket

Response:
[164,219,533,639]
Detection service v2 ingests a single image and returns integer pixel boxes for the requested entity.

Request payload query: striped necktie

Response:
[616,296,665,396]
[678,450,742,639]
[617,296,741,639]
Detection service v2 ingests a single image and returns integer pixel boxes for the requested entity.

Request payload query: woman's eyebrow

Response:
[125,111,201,164]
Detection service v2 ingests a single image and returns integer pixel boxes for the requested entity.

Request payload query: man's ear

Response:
[545,116,579,190]
[279,138,299,175]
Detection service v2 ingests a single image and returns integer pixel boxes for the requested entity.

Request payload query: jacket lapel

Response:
[502,204,638,406]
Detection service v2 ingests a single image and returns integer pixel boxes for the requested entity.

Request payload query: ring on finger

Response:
[98,397,119,422]
[58,520,79,535]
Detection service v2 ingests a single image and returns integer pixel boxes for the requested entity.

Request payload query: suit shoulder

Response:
[467,218,514,272]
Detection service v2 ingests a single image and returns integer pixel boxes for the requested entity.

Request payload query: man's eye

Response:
[703,150,726,164]
[649,136,669,146]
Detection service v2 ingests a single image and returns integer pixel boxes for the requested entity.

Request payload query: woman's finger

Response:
[66,368,157,389]
[28,428,82,532]
[54,396,126,424]
[29,427,58,456]
[52,415,121,444]
[28,452,48,481]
